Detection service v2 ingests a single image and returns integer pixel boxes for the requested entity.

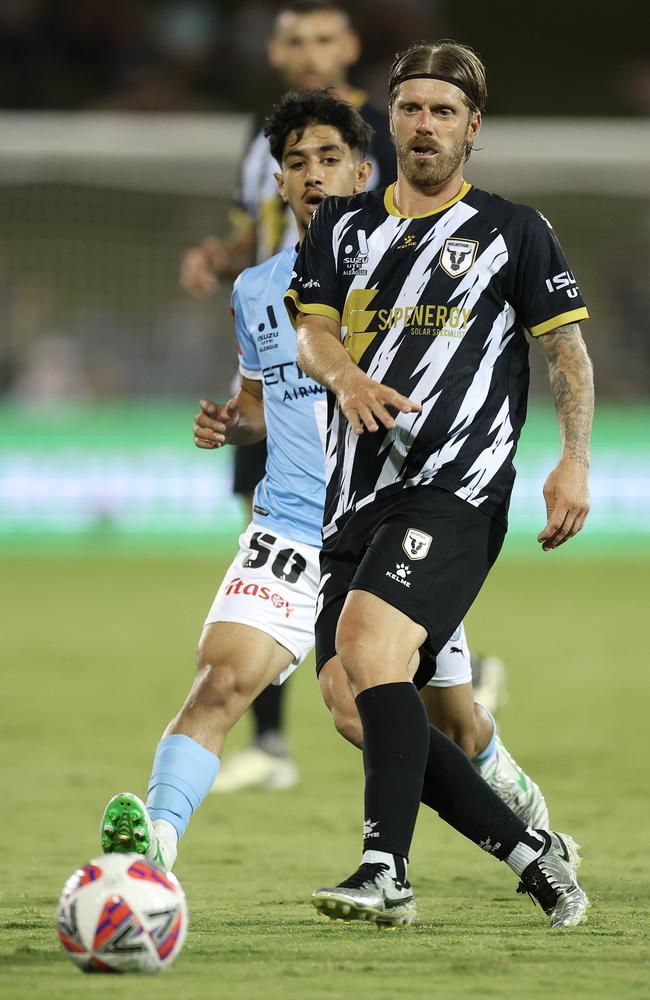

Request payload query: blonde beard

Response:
[395,138,467,191]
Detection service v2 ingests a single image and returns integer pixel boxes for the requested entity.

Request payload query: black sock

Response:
[252,683,284,737]
[420,723,526,859]
[356,683,430,859]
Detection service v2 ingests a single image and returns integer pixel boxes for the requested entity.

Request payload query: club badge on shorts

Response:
[402,528,432,560]
[440,238,479,278]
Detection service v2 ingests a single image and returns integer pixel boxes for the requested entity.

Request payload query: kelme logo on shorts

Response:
[440,238,479,278]
[385,563,411,587]
[402,528,432,560]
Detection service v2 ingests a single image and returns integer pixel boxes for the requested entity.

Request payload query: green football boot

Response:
[100,792,167,866]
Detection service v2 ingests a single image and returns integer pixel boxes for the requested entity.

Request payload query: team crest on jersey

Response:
[440,238,479,278]
[402,528,432,560]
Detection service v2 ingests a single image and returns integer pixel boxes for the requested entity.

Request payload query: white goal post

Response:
[0,113,647,194]
[0,113,647,400]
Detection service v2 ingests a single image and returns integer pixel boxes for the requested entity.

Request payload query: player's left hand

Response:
[537,458,590,551]
[193,398,240,448]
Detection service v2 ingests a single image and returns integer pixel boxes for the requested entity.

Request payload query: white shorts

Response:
[426,622,472,688]
[204,524,320,686]
[204,523,472,690]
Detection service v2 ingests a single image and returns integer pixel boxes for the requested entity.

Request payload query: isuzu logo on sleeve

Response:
[440,238,479,278]
[402,528,432,560]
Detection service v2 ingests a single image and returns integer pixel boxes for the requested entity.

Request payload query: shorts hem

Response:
[315,649,334,676]
[202,612,306,666]
[426,670,472,688]
[315,582,439,686]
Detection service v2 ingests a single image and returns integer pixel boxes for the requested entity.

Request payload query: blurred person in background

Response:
[179,0,397,794]
[180,0,395,294]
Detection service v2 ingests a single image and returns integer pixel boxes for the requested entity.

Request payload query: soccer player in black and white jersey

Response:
[287,41,593,928]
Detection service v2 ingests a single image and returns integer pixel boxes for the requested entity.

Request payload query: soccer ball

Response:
[56,853,188,974]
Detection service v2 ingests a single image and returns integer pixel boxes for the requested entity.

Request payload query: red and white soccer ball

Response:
[56,853,188,974]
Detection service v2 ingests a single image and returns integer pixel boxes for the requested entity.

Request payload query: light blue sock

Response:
[472,706,497,766]
[146,734,220,841]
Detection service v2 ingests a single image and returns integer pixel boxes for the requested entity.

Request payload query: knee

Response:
[192,643,239,712]
[335,615,373,681]
[335,598,417,689]
[319,658,364,749]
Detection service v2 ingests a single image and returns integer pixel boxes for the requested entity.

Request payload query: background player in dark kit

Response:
[181,0,395,295]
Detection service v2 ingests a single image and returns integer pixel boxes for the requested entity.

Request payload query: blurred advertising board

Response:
[1,401,648,553]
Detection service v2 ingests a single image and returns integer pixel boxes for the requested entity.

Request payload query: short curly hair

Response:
[263,89,373,166]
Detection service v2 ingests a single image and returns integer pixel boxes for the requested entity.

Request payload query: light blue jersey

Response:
[233,246,327,547]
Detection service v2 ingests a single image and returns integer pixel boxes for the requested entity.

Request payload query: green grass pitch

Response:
[1,550,648,999]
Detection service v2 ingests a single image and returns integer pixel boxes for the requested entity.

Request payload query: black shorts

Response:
[315,485,506,688]
[232,439,267,496]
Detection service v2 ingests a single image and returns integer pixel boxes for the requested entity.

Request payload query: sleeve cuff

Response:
[239,364,263,381]
[284,289,341,329]
[528,307,589,337]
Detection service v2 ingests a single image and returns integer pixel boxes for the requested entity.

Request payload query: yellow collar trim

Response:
[384,180,472,219]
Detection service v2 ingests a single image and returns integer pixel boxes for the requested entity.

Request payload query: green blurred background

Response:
[2,401,648,554]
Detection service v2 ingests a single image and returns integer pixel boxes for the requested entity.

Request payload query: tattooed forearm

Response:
[537,323,594,468]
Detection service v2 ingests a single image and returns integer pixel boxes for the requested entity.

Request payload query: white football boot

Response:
[476,736,550,829]
[210,746,298,793]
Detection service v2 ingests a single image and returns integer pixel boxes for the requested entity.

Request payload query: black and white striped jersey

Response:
[285,182,589,538]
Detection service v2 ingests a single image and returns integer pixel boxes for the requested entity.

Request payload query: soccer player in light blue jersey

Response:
[99,93,549,903]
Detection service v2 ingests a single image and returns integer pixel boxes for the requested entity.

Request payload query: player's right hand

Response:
[193,398,240,448]
[180,237,230,299]
[337,371,422,435]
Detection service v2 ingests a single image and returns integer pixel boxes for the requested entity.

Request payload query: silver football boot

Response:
[517,831,589,928]
[312,863,416,928]
[476,736,550,829]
